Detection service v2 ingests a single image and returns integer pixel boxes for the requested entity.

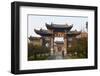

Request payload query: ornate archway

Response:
[34,23,81,57]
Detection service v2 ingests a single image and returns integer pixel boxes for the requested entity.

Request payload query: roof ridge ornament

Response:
[51,22,53,26]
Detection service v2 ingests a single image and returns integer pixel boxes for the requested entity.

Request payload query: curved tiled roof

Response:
[46,23,73,30]
[67,30,81,36]
[34,29,52,36]
[55,41,64,44]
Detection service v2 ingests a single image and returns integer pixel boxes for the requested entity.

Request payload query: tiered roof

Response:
[34,23,81,36]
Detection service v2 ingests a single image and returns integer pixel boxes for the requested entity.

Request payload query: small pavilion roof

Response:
[28,36,41,41]
[67,30,81,36]
[55,41,64,44]
[34,29,52,36]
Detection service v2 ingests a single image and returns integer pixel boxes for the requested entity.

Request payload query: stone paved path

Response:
[48,54,63,60]
[47,54,72,60]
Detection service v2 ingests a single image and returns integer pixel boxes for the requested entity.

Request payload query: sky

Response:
[28,14,88,37]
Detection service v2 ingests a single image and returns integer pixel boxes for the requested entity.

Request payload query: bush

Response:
[67,37,88,58]
[28,43,50,60]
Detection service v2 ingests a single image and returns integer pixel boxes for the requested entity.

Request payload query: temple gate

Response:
[34,23,80,56]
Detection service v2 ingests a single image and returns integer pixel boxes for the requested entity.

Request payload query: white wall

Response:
[0,0,99,76]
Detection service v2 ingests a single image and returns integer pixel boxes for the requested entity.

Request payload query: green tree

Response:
[28,43,50,60]
[67,37,88,58]
[75,37,88,58]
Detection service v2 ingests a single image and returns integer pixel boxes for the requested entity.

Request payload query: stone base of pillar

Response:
[50,48,54,55]
[63,49,67,56]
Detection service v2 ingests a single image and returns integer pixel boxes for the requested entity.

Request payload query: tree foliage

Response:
[28,43,50,60]
[67,37,88,58]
